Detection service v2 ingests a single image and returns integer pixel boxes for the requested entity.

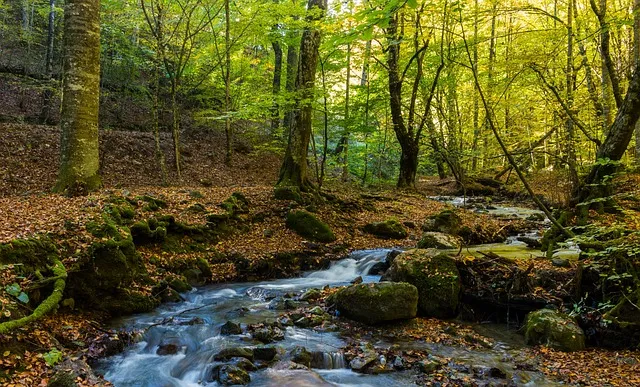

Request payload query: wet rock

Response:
[331,282,418,325]
[168,276,192,293]
[252,326,285,343]
[350,276,363,284]
[177,317,204,326]
[268,298,304,310]
[385,250,403,265]
[517,236,542,249]
[214,347,254,361]
[552,258,570,268]
[156,343,179,356]
[363,220,408,239]
[216,364,250,385]
[253,347,278,362]
[290,346,312,367]
[473,365,507,379]
[229,357,257,372]
[349,352,378,371]
[385,249,460,318]
[220,321,243,335]
[417,232,461,250]
[308,306,324,315]
[294,315,325,328]
[48,357,105,387]
[524,309,585,352]
[367,261,390,275]
[418,359,442,374]
[392,355,405,370]
[300,288,322,301]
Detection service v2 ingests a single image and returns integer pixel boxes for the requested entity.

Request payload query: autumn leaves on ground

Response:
[1,124,639,386]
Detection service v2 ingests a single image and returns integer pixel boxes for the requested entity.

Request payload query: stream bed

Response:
[97,200,572,386]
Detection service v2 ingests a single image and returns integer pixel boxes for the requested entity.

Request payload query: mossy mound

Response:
[136,195,168,212]
[130,220,167,245]
[0,238,58,274]
[422,209,461,234]
[363,219,408,239]
[285,210,336,243]
[220,192,249,215]
[524,309,585,352]
[274,186,302,202]
[331,282,418,324]
[385,249,460,318]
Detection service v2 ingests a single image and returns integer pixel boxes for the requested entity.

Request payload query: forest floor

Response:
[1,123,640,386]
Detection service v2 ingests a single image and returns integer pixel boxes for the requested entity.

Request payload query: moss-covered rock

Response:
[130,220,167,245]
[285,210,336,243]
[99,289,157,316]
[168,276,192,293]
[417,232,461,250]
[422,209,461,234]
[363,220,408,239]
[0,238,58,274]
[274,186,302,202]
[524,309,585,352]
[385,249,460,318]
[220,192,249,215]
[331,282,418,325]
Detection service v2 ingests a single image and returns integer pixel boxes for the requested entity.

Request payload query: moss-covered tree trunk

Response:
[577,62,640,208]
[277,0,326,190]
[54,0,101,195]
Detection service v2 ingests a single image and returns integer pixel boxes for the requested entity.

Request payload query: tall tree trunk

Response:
[483,5,497,169]
[579,63,640,206]
[39,0,56,124]
[341,42,351,182]
[277,0,326,190]
[634,0,640,165]
[271,40,283,136]
[471,0,480,171]
[171,80,181,177]
[282,30,299,136]
[566,0,579,195]
[54,0,102,195]
[224,0,232,165]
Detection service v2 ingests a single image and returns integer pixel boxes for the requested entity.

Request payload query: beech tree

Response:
[277,0,326,190]
[54,0,102,195]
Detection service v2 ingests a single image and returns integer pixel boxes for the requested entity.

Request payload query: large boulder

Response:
[385,249,460,318]
[422,210,461,234]
[524,309,585,352]
[331,282,418,324]
[363,220,408,239]
[286,210,336,243]
[417,232,461,250]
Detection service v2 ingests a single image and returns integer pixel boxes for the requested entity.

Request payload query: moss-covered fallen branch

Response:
[0,258,67,334]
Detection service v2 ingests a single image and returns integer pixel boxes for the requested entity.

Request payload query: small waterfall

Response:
[306,249,391,283]
[311,351,347,369]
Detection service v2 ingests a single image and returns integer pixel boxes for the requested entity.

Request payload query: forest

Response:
[1,0,640,385]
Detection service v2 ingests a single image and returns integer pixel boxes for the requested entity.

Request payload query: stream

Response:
[97,201,573,386]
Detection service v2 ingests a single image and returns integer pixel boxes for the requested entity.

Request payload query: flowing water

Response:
[97,201,569,386]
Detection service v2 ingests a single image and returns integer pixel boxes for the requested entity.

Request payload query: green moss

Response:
[220,192,249,214]
[130,220,168,245]
[285,210,336,243]
[524,309,585,352]
[333,282,419,324]
[137,195,167,212]
[363,219,408,239]
[196,257,213,279]
[274,186,302,202]
[168,276,192,293]
[387,250,460,318]
[0,238,58,274]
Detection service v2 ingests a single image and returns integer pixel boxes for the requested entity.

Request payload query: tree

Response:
[54,0,102,195]
[277,0,326,190]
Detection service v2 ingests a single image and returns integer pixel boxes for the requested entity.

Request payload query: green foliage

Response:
[43,348,63,367]
[5,284,29,304]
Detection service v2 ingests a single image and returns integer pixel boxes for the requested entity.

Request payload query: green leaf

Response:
[17,292,29,304]
[5,283,21,297]
[43,348,63,367]
[406,0,418,8]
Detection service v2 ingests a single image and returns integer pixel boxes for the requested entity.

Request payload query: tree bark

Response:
[579,64,640,205]
[634,0,640,165]
[277,0,326,189]
[54,0,102,195]
[39,0,56,124]
[271,40,283,136]
[282,30,299,136]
